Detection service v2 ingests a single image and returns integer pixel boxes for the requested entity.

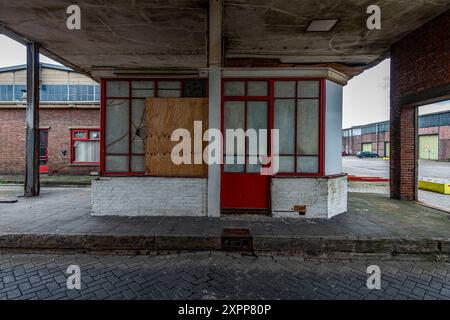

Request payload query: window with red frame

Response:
[102,79,207,174]
[71,129,100,164]
[223,79,323,175]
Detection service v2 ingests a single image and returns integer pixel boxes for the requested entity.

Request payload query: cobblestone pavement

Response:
[0,253,449,300]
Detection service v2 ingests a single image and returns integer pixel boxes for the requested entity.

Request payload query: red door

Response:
[39,129,49,174]
[221,92,270,211]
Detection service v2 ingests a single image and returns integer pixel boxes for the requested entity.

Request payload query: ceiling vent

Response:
[306,19,339,32]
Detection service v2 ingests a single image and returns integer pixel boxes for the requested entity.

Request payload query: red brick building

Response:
[342,109,450,161]
[0,63,100,175]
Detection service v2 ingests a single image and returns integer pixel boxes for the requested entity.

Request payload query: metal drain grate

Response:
[221,228,253,252]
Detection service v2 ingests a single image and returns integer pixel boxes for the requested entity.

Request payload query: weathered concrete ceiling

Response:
[224,0,450,65]
[0,0,209,74]
[0,0,449,77]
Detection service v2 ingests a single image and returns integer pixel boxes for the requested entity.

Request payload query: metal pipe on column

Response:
[24,42,40,197]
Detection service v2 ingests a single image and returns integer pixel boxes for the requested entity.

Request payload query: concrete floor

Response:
[0,186,450,240]
[343,157,450,211]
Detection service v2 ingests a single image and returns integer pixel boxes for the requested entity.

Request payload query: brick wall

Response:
[390,10,450,200]
[92,177,207,216]
[271,176,347,219]
[0,107,100,175]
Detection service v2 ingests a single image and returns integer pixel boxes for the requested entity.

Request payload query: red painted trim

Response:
[348,175,390,182]
[100,79,106,175]
[220,78,325,210]
[70,128,100,165]
[39,129,49,174]
[100,78,207,176]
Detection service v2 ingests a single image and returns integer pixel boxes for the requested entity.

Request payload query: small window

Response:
[71,129,100,164]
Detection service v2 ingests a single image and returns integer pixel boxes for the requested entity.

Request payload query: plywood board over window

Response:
[145,98,209,177]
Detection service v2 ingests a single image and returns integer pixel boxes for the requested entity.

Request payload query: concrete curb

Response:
[0,233,449,256]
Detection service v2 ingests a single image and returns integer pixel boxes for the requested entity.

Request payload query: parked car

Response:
[356,151,380,159]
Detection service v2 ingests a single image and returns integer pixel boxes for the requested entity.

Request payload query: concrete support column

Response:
[24,42,40,197]
[207,67,222,217]
[390,104,418,201]
[207,0,223,217]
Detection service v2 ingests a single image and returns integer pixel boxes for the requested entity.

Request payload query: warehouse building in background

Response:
[0,63,100,175]
[342,110,450,161]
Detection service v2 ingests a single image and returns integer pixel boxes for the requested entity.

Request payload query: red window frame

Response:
[222,78,325,177]
[100,78,208,176]
[71,128,100,165]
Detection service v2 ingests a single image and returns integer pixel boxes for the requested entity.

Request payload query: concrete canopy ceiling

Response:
[0,0,449,78]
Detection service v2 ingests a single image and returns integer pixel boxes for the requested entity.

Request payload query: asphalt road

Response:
[342,157,450,181]
[0,253,449,300]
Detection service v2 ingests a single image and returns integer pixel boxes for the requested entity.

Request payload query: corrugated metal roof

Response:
[0,63,72,74]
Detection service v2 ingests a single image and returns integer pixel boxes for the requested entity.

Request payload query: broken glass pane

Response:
[105,99,129,154]
[131,99,146,154]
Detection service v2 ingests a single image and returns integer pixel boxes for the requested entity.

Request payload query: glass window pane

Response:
[105,155,129,172]
[224,101,245,156]
[158,81,181,89]
[274,99,295,155]
[247,81,268,96]
[132,81,154,89]
[106,81,129,97]
[105,99,129,154]
[74,141,99,162]
[131,99,146,154]
[224,156,245,173]
[132,81,154,98]
[246,156,263,173]
[278,156,295,173]
[157,81,181,97]
[297,156,319,174]
[183,80,206,97]
[224,81,245,96]
[73,131,87,139]
[298,81,320,98]
[297,99,319,155]
[89,131,100,140]
[131,156,145,172]
[274,81,295,98]
[157,89,181,98]
[246,101,268,156]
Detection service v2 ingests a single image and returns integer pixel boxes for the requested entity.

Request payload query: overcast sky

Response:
[1,35,448,128]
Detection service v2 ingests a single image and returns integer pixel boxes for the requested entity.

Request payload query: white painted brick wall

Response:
[92,177,207,216]
[271,176,347,219]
